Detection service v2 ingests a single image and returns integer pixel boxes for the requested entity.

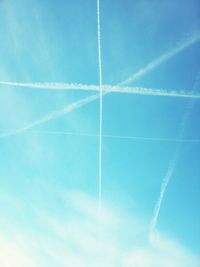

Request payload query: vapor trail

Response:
[0,93,100,138]
[149,148,180,244]
[121,32,200,86]
[1,81,200,99]
[13,129,200,143]
[97,0,103,212]
[149,72,200,244]
[0,81,101,91]
[1,32,200,139]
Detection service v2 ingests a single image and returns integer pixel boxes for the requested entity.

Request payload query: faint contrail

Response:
[149,148,180,244]
[11,129,200,143]
[97,0,103,212]
[149,72,200,244]
[1,81,200,99]
[0,93,100,138]
[1,32,200,139]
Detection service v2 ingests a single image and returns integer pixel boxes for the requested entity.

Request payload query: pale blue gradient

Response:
[0,0,200,266]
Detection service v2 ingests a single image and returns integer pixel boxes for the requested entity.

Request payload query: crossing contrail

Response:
[1,81,200,99]
[1,32,200,139]
[149,72,200,244]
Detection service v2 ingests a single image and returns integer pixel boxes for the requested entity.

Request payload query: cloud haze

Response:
[0,191,199,267]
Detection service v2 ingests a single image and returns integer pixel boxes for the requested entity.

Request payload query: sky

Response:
[0,0,200,266]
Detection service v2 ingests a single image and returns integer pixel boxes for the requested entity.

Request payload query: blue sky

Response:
[0,0,200,266]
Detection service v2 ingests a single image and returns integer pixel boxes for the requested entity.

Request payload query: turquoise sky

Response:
[0,0,200,266]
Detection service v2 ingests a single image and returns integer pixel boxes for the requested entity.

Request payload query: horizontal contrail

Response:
[11,129,200,143]
[2,128,200,143]
[1,32,200,138]
[1,81,200,99]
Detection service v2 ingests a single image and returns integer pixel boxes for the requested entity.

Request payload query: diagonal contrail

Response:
[1,32,200,139]
[149,72,200,244]
[121,32,200,86]
[0,93,100,138]
[1,82,200,99]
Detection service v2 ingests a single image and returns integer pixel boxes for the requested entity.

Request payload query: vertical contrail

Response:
[149,72,200,243]
[97,0,103,212]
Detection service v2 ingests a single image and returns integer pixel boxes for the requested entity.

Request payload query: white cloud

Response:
[123,236,200,267]
[0,191,199,267]
[0,235,38,267]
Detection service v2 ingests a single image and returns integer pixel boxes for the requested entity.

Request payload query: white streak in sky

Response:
[8,129,200,143]
[97,0,103,212]
[1,32,200,139]
[0,93,100,138]
[121,32,200,86]
[149,72,200,244]
[1,82,200,99]
[149,148,179,244]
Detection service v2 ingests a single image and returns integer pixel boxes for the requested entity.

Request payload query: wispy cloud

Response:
[0,235,38,267]
[1,191,199,267]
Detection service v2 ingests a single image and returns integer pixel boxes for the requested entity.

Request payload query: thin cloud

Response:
[0,235,38,267]
[1,191,199,267]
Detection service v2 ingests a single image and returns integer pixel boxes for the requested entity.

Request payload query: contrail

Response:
[0,93,100,138]
[149,147,180,244]
[8,129,200,143]
[149,72,200,244]
[1,81,200,99]
[1,32,200,139]
[0,81,101,91]
[97,0,103,212]
[121,32,200,86]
